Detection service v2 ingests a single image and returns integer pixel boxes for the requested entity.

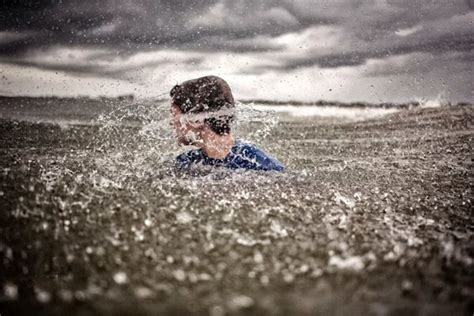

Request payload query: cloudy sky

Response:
[0,0,472,103]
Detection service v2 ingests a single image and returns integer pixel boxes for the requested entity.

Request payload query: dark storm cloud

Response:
[0,0,300,55]
[0,0,209,55]
[260,23,474,71]
[0,55,203,79]
[0,0,473,73]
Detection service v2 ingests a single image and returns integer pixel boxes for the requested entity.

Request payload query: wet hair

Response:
[170,75,235,135]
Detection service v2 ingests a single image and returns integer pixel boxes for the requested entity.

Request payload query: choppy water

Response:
[1,98,472,312]
[33,100,471,265]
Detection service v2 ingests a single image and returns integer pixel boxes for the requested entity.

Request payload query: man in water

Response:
[170,75,284,171]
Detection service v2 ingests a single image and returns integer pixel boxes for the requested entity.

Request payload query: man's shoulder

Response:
[233,141,285,171]
[176,148,205,168]
[234,141,271,158]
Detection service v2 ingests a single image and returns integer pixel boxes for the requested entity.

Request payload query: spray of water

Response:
[8,96,470,306]
[416,92,448,108]
[34,97,286,217]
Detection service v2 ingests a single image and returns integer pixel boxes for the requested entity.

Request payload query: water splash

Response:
[416,93,448,108]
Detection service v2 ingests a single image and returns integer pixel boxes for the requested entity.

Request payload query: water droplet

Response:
[172,269,186,281]
[35,288,51,303]
[113,271,128,284]
[228,295,254,310]
[3,283,18,300]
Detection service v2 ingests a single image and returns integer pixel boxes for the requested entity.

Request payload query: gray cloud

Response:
[2,1,468,53]
[0,0,473,99]
[258,18,473,71]
[0,56,203,79]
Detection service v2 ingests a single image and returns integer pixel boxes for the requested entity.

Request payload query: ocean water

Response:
[1,97,472,312]
[0,97,403,125]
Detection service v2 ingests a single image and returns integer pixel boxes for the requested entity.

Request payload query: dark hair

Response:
[170,75,235,135]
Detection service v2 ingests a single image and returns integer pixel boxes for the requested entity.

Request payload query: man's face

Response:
[171,104,201,145]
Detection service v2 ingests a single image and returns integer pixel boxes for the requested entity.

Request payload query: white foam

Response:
[417,93,446,108]
[248,103,399,121]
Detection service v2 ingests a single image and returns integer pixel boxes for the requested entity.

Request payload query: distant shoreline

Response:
[0,95,471,109]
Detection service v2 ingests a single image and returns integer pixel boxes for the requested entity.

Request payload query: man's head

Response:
[170,76,235,145]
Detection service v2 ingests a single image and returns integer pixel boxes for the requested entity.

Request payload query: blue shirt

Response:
[176,139,284,171]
